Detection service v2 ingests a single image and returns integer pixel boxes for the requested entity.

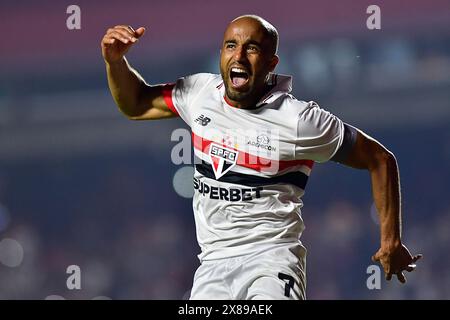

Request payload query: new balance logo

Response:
[194,115,211,126]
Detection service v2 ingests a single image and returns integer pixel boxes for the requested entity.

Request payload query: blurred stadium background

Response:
[1,0,449,299]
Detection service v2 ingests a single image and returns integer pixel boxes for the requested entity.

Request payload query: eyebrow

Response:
[223,39,262,47]
[246,40,262,47]
[224,40,237,45]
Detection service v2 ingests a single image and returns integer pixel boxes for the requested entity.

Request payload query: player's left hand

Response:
[372,243,422,283]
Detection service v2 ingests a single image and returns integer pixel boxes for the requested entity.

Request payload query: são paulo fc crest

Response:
[209,143,239,179]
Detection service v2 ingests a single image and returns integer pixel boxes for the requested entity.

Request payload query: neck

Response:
[224,84,270,109]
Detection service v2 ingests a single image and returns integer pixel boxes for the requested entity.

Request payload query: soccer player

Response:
[101,15,421,299]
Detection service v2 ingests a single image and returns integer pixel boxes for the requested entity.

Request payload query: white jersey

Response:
[163,73,345,262]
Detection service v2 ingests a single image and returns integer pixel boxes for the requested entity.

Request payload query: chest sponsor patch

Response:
[209,143,238,179]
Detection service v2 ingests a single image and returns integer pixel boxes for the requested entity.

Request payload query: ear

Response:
[269,55,279,72]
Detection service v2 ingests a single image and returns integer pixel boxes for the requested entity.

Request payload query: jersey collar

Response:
[219,73,293,108]
[256,73,292,107]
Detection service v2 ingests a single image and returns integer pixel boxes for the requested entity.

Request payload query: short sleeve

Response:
[162,73,214,127]
[295,101,345,163]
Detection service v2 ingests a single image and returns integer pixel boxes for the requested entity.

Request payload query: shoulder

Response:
[295,99,343,139]
[278,94,314,115]
[283,97,335,121]
[279,96,343,138]
[178,73,221,88]
[186,72,220,81]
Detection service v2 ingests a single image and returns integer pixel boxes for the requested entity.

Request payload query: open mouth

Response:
[230,67,249,88]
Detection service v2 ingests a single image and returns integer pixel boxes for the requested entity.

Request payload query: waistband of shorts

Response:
[198,239,305,262]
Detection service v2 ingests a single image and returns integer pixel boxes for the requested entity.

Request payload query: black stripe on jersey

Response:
[194,160,309,190]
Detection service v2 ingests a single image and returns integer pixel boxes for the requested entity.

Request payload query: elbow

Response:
[123,110,149,121]
[115,85,149,120]
[116,100,149,121]
[369,144,397,172]
[379,147,396,164]
[116,105,142,120]
[126,115,142,121]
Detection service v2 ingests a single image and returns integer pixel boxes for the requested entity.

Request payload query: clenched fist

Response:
[101,25,146,64]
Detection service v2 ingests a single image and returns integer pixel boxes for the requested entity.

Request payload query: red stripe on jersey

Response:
[162,83,178,115]
[192,132,314,173]
[223,94,234,107]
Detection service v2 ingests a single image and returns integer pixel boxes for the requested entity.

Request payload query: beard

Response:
[224,84,253,102]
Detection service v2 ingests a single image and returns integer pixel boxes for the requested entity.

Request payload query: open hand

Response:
[101,25,146,64]
[372,243,422,283]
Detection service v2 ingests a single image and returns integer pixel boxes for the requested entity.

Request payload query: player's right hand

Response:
[101,25,146,64]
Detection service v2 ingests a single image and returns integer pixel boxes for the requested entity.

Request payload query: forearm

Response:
[340,130,403,250]
[370,150,402,249]
[105,57,147,117]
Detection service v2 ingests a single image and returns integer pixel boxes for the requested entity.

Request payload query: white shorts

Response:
[190,245,306,300]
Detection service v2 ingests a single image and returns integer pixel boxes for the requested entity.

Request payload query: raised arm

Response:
[101,25,177,120]
[338,127,422,283]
